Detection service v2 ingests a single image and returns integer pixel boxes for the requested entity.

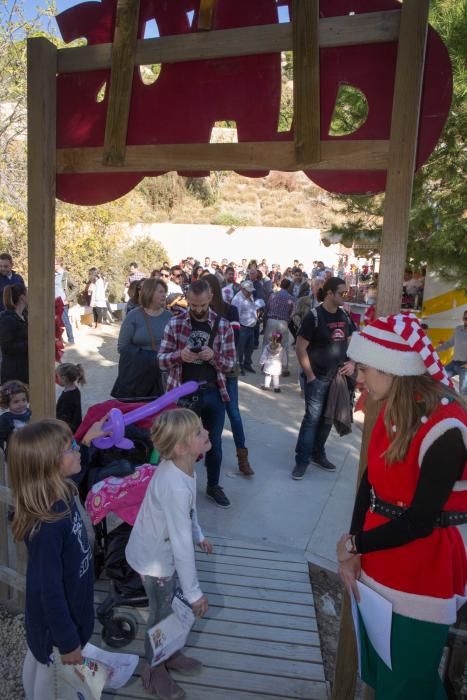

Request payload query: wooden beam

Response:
[103,0,140,166]
[57,139,389,174]
[27,38,56,421]
[0,566,26,593]
[332,398,382,699]
[0,485,13,507]
[377,0,430,317]
[333,2,430,697]
[198,0,217,31]
[293,0,320,164]
[56,10,401,74]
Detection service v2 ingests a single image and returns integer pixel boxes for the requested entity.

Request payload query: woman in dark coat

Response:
[0,283,28,384]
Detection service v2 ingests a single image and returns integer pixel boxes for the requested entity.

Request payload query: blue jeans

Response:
[62,305,74,343]
[238,326,255,369]
[295,375,332,467]
[142,574,176,663]
[225,376,246,449]
[196,387,226,487]
[445,360,467,396]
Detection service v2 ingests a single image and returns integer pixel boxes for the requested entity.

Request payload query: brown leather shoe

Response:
[236,447,255,477]
[141,662,186,699]
[166,651,202,675]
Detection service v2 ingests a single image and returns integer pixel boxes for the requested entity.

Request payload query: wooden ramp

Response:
[93,535,328,699]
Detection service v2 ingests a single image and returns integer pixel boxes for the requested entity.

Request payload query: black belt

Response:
[370,488,467,527]
[194,382,217,393]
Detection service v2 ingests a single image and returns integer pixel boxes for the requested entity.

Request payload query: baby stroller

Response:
[95,521,149,649]
[77,399,174,648]
[84,457,158,648]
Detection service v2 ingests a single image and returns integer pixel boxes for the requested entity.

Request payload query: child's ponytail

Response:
[57,362,86,386]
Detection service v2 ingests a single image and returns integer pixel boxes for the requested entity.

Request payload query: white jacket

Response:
[260,344,285,376]
[125,460,204,604]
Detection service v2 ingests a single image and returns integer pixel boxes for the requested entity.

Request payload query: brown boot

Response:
[166,651,202,675]
[141,662,186,700]
[237,447,255,477]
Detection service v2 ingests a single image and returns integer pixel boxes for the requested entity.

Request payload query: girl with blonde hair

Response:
[9,417,107,699]
[126,408,213,699]
[336,313,467,699]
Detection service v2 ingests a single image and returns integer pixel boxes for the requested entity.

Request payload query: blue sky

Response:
[22,0,289,35]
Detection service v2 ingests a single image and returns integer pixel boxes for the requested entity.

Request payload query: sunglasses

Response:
[160,273,170,278]
[63,438,80,455]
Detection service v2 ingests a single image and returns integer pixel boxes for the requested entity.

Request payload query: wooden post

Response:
[377,0,430,317]
[27,38,57,421]
[293,0,321,165]
[198,0,217,31]
[332,398,382,700]
[103,0,140,166]
[332,1,430,697]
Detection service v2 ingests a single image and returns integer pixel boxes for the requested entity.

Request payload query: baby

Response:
[260,332,286,393]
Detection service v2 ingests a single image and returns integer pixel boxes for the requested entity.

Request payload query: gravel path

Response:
[0,604,26,699]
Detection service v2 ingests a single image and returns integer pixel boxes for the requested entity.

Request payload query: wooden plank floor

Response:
[94,535,328,699]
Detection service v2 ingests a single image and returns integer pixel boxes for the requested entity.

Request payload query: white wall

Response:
[128,223,341,269]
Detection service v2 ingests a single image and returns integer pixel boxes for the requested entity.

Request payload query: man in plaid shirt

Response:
[159,279,236,508]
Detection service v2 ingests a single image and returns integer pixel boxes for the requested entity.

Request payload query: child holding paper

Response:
[8,417,108,700]
[126,409,213,700]
[336,313,467,699]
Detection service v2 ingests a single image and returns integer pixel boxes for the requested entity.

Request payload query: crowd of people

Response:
[0,249,466,699]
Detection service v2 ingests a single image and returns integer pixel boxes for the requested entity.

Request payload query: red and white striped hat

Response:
[348,312,453,387]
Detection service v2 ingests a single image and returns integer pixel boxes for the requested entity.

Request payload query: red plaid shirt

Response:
[158,309,236,402]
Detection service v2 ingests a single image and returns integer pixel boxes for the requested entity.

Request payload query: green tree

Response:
[328,0,467,287]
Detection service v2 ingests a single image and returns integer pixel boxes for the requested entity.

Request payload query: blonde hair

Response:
[139,278,167,309]
[9,419,76,541]
[383,375,466,463]
[150,409,201,460]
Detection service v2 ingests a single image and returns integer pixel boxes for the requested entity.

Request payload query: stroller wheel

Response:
[102,613,137,648]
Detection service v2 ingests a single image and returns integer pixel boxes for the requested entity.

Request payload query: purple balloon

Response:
[92,381,201,450]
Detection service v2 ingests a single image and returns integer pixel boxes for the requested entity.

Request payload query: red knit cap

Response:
[348,312,453,387]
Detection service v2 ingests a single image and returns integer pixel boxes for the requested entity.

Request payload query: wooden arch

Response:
[28,3,433,693]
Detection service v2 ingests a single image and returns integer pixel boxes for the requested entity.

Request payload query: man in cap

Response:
[232,280,258,375]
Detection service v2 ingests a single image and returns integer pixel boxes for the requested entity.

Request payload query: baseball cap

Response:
[241,281,255,292]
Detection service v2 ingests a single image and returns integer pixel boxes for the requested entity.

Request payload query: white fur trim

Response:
[348,332,426,375]
[452,480,467,492]
[360,570,467,624]
[418,418,467,467]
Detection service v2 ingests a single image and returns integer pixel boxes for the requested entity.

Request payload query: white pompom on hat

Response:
[347,312,453,387]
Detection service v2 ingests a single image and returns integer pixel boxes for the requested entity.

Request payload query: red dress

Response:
[361,400,467,624]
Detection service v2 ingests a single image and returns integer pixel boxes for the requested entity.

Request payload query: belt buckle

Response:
[370,488,376,513]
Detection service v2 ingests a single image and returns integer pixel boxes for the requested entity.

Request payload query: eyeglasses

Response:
[63,438,80,455]
[173,273,182,278]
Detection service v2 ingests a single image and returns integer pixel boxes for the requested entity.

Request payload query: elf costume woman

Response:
[337,313,467,699]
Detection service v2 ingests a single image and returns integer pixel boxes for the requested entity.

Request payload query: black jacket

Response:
[0,310,28,383]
